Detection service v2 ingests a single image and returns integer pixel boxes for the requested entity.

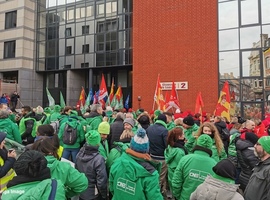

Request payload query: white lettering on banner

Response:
[161,82,188,90]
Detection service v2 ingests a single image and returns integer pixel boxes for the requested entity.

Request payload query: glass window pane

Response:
[240,26,260,49]
[241,0,258,25]
[75,36,84,54]
[219,29,239,51]
[242,50,260,77]
[219,1,238,29]
[241,78,263,101]
[243,103,262,120]
[97,4,105,16]
[57,0,66,6]
[219,51,240,79]
[86,6,93,17]
[262,0,270,24]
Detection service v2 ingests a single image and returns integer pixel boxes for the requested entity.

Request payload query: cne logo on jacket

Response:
[189,169,209,182]
[116,178,136,195]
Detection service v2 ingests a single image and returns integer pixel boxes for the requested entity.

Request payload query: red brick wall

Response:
[132,0,219,114]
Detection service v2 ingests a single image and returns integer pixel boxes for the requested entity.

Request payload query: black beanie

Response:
[183,116,194,126]
[138,115,150,125]
[157,114,167,123]
[14,150,48,177]
[37,124,55,136]
[245,132,259,145]
[213,159,236,180]
[0,132,6,143]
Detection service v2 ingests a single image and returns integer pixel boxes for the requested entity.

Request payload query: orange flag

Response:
[76,87,86,110]
[153,74,165,110]
[214,81,231,121]
[109,78,114,103]
[195,92,204,122]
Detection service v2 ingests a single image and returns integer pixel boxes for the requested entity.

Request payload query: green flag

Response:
[46,87,55,108]
[60,91,66,108]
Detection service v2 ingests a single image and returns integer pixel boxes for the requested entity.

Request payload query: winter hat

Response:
[43,107,51,114]
[98,122,110,134]
[183,116,194,126]
[86,130,101,146]
[197,134,213,149]
[154,110,162,117]
[258,136,270,154]
[130,128,149,153]
[36,106,44,115]
[70,110,78,116]
[157,114,167,123]
[245,132,259,145]
[0,132,6,143]
[123,118,135,127]
[14,150,48,177]
[37,124,54,136]
[213,159,236,180]
[138,115,150,125]
[53,105,61,112]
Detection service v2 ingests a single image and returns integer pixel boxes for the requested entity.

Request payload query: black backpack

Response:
[62,123,78,145]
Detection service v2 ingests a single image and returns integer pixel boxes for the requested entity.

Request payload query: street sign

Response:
[161,82,188,90]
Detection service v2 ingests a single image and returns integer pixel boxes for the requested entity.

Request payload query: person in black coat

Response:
[236,132,259,191]
[107,112,124,150]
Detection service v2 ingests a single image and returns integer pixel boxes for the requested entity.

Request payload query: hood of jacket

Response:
[78,144,100,162]
[193,175,240,200]
[165,143,186,164]
[236,138,254,151]
[0,118,13,127]
[45,155,59,172]
[116,153,157,181]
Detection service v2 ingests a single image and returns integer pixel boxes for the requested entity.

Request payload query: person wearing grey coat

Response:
[190,159,244,200]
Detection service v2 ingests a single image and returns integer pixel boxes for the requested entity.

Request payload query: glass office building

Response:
[218,0,270,119]
[36,0,132,105]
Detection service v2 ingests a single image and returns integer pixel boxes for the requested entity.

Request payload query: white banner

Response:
[161,82,188,90]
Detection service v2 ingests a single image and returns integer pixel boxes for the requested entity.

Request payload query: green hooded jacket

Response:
[58,119,85,149]
[164,145,186,190]
[106,142,130,171]
[45,155,88,198]
[172,150,217,200]
[0,118,22,144]
[86,115,103,131]
[184,124,199,141]
[1,179,66,200]
[167,121,176,131]
[109,153,163,200]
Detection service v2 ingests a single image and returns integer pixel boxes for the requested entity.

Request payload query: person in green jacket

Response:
[182,116,199,153]
[165,127,187,193]
[109,128,163,200]
[43,105,62,125]
[85,104,103,131]
[0,110,22,144]
[194,122,227,162]
[2,150,65,200]
[98,121,110,159]
[32,137,88,198]
[172,134,217,200]
[164,112,176,131]
[58,116,85,162]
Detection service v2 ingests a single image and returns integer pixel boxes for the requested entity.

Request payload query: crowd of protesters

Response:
[0,102,269,200]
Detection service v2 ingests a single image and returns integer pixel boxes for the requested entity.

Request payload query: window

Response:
[66,46,72,55]
[5,11,17,29]
[267,57,270,69]
[4,40,16,58]
[81,63,89,68]
[82,25,89,34]
[82,44,89,53]
[65,28,72,37]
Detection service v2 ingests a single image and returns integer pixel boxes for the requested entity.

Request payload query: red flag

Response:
[76,87,86,109]
[98,74,108,102]
[195,92,204,122]
[214,81,231,121]
[93,91,98,104]
[165,81,180,111]
[109,79,115,103]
